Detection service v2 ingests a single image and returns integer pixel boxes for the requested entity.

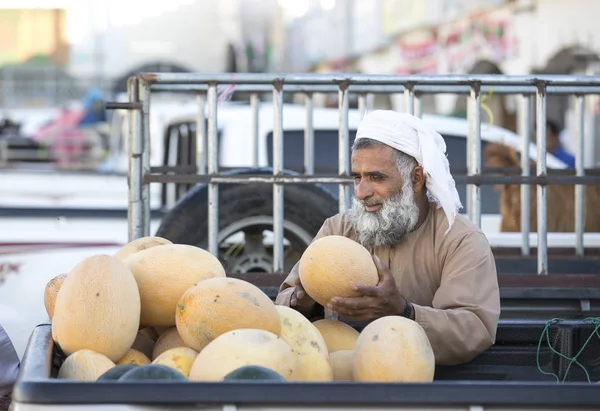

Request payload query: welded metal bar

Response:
[127,77,143,241]
[414,94,423,118]
[196,93,206,175]
[338,83,351,212]
[207,83,219,257]
[575,95,586,256]
[404,84,415,115]
[304,93,314,175]
[250,93,260,167]
[467,84,482,228]
[143,72,600,87]
[143,173,600,185]
[139,82,151,237]
[150,83,600,96]
[519,96,532,256]
[272,81,285,273]
[536,83,548,275]
[358,94,367,119]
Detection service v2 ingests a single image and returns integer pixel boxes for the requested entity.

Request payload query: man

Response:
[545,119,575,168]
[275,110,501,366]
[0,324,19,410]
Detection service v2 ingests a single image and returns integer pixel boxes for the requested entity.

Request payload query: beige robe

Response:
[275,203,501,366]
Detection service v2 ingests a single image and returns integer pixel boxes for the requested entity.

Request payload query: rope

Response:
[536,317,600,383]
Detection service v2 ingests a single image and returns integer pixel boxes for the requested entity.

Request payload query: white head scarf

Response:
[355,110,463,234]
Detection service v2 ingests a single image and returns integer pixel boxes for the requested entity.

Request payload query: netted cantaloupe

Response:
[353,316,435,382]
[152,327,187,360]
[113,236,173,261]
[52,255,141,362]
[116,349,151,366]
[330,350,354,381]
[188,329,297,381]
[123,244,226,327]
[176,277,281,352]
[152,347,198,377]
[58,349,115,381]
[44,273,67,320]
[298,235,378,308]
[275,306,332,381]
[312,319,360,353]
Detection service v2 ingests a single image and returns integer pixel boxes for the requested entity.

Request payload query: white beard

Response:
[347,184,420,250]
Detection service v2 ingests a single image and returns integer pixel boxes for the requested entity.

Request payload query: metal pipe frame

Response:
[128,73,600,282]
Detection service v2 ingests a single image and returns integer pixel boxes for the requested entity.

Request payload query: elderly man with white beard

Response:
[275,110,501,366]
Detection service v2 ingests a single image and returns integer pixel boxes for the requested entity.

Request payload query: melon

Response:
[152,327,187,360]
[131,332,156,359]
[58,349,115,381]
[329,350,354,381]
[275,306,332,381]
[97,364,138,381]
[116,349,151,366]
[118,364,188,381]
[152,347,198,377]
[312,319,360,353]
[51,255,141,362]
[123,244,226,327]
[138,327,159,342]
[353,316,435,382]
[44,273,67,320]
[188,328,297,381]
[298,235,379,308]
[176,277,281,352]
[223,365,286,382]
[113,236,173,261]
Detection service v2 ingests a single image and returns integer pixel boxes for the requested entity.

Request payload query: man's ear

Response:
[411,166,425,192]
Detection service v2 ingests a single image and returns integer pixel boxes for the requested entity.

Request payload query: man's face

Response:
[347,145,420,249]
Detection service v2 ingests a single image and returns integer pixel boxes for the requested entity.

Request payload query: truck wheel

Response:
[155,181,339,274]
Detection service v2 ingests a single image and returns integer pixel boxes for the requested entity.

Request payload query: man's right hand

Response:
[290,284,313,307]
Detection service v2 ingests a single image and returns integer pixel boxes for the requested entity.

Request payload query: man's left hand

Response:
[327,254,407,321]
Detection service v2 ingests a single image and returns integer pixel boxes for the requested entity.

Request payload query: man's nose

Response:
[354,179,373,201]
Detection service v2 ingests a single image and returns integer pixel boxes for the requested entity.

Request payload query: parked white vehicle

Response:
[0,100,596,359]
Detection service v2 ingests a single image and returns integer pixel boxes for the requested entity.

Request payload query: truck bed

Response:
[10,316,600,411]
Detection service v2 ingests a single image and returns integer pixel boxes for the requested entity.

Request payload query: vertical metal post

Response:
[414,94,423,118]
[207,83,219,257]
[358,93,367,119]
[519,95,532,256]
[250,92,260,167]
[404,84,415,115]
[127,76,143,241]
[196,93,206,175]
[272,81,285,273]
[535,83,548,275]
[338,83,351,212]
[139,81,151,237]
[304,93,314,175]
[575,95,586,256]
[467,83,482,228]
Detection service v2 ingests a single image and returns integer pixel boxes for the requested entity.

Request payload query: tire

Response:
[155,175,339,272]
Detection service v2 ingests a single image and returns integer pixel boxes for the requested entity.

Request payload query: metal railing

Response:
[108,73,600,279]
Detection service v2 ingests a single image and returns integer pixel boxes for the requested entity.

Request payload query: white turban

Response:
[355,110,463,234]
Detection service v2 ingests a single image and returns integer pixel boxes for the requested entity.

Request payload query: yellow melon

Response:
[353,316,435,382]
[152,327,187,360]
[113,236,173,261]
[275,306,332,381]
[330,350,354,381]
[188,329,297,381]
[44,273,67,320]
[298,235,378,308]
[312,319,360,353]
[123,243,226,327]
[176,277,281,352]
[57,349,115,381]
[52,255,141,362]
[152,347,198,377]
[116,349,151,366]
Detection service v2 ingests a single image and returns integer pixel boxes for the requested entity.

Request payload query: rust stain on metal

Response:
[139,73,158,84]
[272,78,285,92]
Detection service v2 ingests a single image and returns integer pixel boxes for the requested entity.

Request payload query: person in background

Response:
[545,119,576,168]
[0,324,19,411]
